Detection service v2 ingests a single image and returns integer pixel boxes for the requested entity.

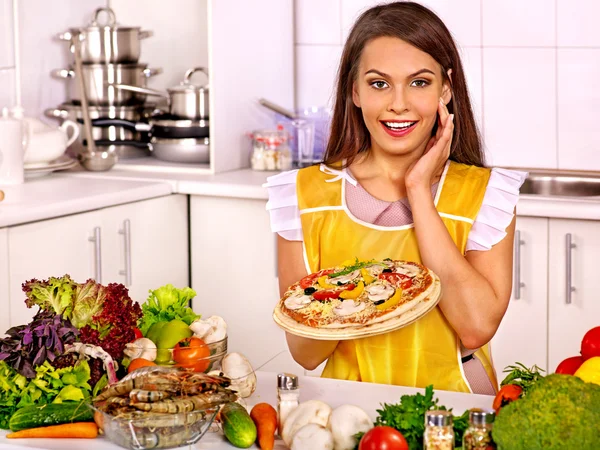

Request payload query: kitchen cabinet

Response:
[7,195,188,327]
[492,216,549,375]
[548,219,600,371]
[0,229,9,336]
[190,195,304,375]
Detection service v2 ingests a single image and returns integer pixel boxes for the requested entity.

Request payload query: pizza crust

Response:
[273,267,442,340]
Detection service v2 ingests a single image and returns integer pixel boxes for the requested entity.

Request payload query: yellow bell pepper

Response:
[340,281,365,300]
[376,287,403,311]
[360,268,375,285]
[318,275,337,289]
[574,356,600,386]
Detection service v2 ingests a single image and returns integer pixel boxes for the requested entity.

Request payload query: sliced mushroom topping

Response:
[365,283,395,302]
[333,300,366,316]
[393,264,421,278]
[284,293,312,310]
[329,270,361,285]
[366,264,385,276]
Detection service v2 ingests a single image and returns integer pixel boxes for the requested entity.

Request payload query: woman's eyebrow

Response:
[364,68,436,78]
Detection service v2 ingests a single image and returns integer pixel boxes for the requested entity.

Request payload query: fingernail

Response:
[439,97,444,105]
[450,114,455,122]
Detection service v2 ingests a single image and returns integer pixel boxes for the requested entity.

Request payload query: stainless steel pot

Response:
[114,67,209,119]
[51,63,162,106]
[150,137,210,164]
[57,7,152,63]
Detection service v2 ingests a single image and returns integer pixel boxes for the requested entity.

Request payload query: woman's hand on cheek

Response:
[405,98,454,193]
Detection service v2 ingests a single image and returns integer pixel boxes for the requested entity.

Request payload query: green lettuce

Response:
[70,280,105,328]
[23,275,77,318]
[138,284,200,336]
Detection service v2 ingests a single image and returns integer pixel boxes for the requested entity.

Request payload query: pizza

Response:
[273,258,441,340]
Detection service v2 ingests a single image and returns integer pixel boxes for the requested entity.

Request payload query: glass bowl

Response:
[91,405,218,450]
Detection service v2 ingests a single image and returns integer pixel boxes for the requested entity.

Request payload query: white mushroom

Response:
[221,352,257,398]
[394,264,421,277]
[328,404,374,450]
[365,284,395,302]
[333,300,366,317]
[284,293,312,310]
[291,424,334,450]
[189,315,227,344]
[123,338,157,362]
[281,400,332,447]
[329,270,361,285]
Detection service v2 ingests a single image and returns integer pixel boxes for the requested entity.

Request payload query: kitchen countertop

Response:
[2,157,600,228]
[0,370,493,450]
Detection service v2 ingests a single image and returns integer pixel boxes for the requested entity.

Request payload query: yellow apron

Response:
[296,161,498,393]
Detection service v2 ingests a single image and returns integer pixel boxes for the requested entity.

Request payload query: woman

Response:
[265,1,527,394]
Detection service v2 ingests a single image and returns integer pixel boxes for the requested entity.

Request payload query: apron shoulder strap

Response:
[297,164,344,211]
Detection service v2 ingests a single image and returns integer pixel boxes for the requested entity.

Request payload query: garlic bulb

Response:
[124,338,157,362]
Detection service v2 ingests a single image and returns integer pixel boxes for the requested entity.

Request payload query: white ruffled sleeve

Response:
[466,168,528,252]
[263,170,303,241]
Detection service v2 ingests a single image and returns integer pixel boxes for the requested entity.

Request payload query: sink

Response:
[521,174,600,197]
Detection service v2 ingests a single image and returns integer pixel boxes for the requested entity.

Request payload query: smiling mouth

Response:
[381,120,418,130]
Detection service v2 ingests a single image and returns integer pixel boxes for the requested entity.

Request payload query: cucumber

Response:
[9,401,94,432]
[221,402,257,448]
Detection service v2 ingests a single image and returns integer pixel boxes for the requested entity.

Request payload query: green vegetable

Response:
[138,284,200,336]
[493,374,600,450]
[358,385,468,450]
[8,401,93,432]
[221,402,257,448]
[500,362,545,394]
[23,275,78,318]
[328,258,383,278]
[0,360,92,429]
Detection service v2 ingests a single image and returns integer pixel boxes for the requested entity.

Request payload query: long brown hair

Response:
[323,1,484,167]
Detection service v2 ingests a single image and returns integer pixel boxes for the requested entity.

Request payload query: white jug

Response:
[24,118,79,165]
[0,108,29,185]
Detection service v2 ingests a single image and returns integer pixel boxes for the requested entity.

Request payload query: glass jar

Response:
[250,126,292,171]
[276,373,299,433]
[424,410,454,450]
[462,409,496,450]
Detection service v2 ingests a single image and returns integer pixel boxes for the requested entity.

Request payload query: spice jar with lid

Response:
[424,410,454,450]
[277,373,300,433]
[462,409,496,450]
[250,126,292,171]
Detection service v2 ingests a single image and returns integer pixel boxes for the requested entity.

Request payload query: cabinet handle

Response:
[513,230,525,300]
[88,227,102,283]
[119,219,132,286]
[565,233,576,304]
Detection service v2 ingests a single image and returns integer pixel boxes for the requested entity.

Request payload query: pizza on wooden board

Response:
[273,258,442,339]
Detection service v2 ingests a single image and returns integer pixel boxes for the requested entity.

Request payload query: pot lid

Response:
[168,67,209,93]
[72,7,141,32]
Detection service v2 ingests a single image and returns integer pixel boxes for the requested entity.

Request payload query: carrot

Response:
[6,422,98,439]
[250,402,278,450]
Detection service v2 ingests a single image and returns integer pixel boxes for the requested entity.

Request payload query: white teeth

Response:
[384,121,415,129]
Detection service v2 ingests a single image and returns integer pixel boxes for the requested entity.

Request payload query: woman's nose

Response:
[387,87,409,114]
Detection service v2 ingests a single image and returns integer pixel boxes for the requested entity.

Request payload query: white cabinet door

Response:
[101,195,189,304]
[548,219,600,372]
[492,216,549,375]
[190,196,303,374]
[8,211,104,327]
[0,229,10,336]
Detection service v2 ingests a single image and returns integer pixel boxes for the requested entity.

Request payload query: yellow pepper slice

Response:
[375,287,403,311]
[360,268,375,285]
[318,275,337,289]
[340,281,365,300]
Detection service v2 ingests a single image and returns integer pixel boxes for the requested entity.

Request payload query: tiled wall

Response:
[0,0,106,119]
[294,0,600,171]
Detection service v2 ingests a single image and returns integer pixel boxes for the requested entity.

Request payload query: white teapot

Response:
[23,118,79,166]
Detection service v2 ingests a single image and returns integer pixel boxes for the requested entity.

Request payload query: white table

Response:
[0,371,493,449]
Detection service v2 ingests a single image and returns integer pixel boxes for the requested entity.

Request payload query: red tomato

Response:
[555,355,584,375]
[378,272,413,290]
[359,426,409,450]
[299,269,334,289]
[312,290,341,301]
[581,326,600,361]
[133,328,143,340]
[173,337,211,372]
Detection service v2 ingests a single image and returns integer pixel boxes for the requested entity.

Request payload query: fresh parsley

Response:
[500,362,545,393]
[328,258,384,278]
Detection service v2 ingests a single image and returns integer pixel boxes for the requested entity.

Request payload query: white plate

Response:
[24,155,79,178]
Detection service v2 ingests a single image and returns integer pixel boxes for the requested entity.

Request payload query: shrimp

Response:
[131,391,237,413]
[130,389,172,403]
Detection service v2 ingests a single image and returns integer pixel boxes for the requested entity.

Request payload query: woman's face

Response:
[352,36,451,158]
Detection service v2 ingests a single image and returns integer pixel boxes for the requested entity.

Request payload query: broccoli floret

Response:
[492,374,600,450]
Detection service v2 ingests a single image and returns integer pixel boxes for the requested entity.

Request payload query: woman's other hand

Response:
[405,98,454,192]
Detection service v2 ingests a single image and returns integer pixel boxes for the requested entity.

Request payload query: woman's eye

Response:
[410,79,430,88]
[370,80,388,90]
